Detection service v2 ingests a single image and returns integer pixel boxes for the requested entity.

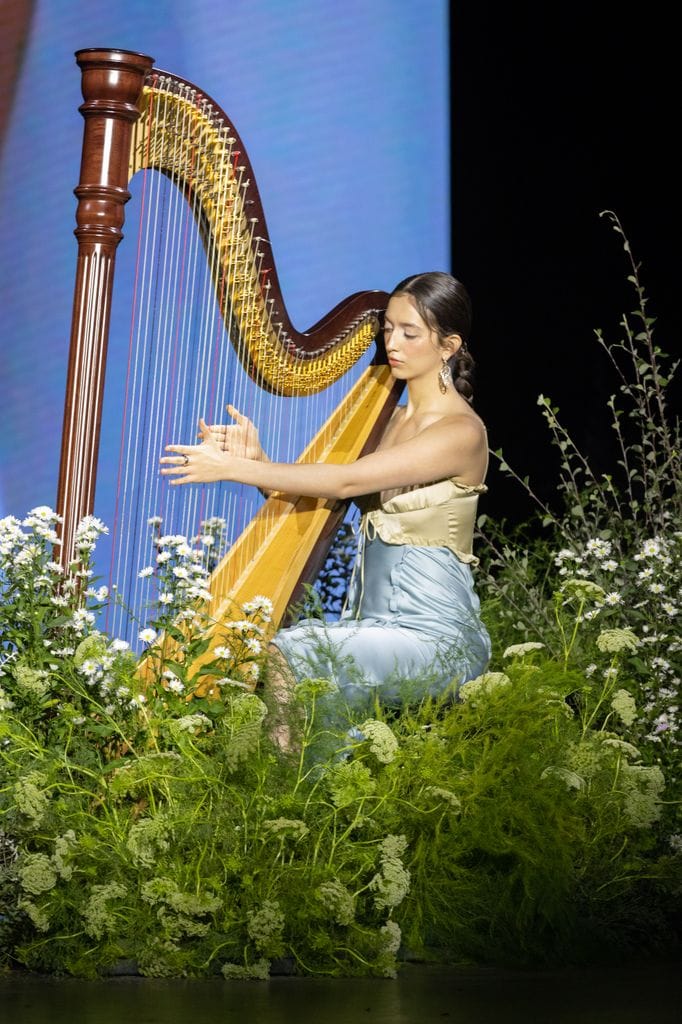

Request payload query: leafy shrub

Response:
[0,216,679,975]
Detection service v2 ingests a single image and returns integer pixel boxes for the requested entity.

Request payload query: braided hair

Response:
[390,271,475,404]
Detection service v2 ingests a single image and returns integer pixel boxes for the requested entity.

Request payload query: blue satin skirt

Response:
[271,533,491,714]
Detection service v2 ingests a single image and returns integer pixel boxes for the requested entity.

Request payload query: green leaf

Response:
[186,637,210,658]
[163,659,187,678]
[165,624,186,644]
[195,664,223,678]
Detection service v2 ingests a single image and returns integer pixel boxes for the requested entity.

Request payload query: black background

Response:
[449,3,679,529]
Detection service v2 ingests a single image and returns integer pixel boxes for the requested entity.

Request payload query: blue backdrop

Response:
[0,0,449,519]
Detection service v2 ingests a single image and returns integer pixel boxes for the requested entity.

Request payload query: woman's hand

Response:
[203,405,268,462]
[160,419,233,485]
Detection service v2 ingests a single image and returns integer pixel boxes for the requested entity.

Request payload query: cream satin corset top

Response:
[361,478,487,565]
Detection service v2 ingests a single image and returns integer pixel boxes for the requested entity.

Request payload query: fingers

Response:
[202,406,243,428]
[160,442,199,486]
[159,454,191,484]
[226,403,249,425]
[202,406,252,430]
[198,425,226,442]
[160,468,190,485]
[198,418,215,444]
[160,450,190,470]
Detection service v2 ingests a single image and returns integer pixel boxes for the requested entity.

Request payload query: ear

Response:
[441,333,462,359]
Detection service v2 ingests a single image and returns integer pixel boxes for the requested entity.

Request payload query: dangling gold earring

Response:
[438,358,452,394]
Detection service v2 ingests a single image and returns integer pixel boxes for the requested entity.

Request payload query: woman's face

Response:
[383,293,455,384]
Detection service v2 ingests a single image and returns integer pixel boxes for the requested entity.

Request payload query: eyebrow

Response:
[384,318,421,328]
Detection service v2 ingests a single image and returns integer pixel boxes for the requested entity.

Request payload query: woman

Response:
[160,271,491,733]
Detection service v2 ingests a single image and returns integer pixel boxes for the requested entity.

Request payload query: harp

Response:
[57,48,401,666]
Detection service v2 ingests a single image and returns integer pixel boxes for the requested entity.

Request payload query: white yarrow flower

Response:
[503,641,545,659]
[595,628,639,655]
[358,719,399,763]
[173,713,212,733]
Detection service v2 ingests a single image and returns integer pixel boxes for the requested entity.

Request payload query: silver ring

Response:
[182,454,190,466]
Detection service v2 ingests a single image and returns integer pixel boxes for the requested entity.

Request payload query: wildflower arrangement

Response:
[477,214,680,818]
[0,510,414,978]
[132,516,272,699]
[1,503,679,976]
[0,216,680,976]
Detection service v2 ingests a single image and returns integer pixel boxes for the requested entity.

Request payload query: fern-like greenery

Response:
[0,215,680,976]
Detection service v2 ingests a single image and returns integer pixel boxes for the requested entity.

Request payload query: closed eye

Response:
[384,325,416,339]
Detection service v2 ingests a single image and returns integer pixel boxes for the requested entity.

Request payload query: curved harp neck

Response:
[131,70,387,395]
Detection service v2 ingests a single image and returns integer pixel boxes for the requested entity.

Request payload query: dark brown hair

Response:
[390,271,475,403]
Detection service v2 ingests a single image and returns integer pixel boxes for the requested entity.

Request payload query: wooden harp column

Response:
[57,48,402,643]
[57,49,155,567]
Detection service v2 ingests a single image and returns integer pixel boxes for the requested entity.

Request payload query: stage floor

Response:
[1,961,679,1024]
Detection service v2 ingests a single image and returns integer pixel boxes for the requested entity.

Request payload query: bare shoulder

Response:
[375,403,487,486]
[420,411,488,485]
[427,410,487,448]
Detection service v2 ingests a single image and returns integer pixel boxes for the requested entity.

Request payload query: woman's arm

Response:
[160,413,487,498]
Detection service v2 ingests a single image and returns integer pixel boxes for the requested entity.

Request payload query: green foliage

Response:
[0,514,411,977]
[383,668,678,965]
[1,609,679,976]
[0,217,680,976]
[476,213,680,817]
